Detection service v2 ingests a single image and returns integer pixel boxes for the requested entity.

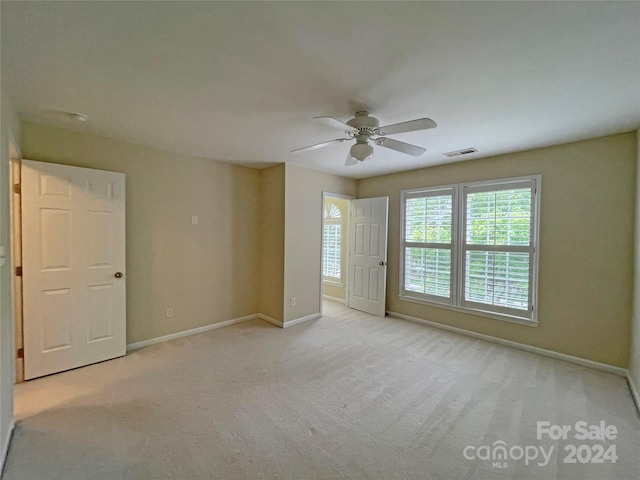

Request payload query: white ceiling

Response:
[2,1,639,179]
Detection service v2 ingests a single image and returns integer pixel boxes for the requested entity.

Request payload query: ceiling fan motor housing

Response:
[346,111,379,131]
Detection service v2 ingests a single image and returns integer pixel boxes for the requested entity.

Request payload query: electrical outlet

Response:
[290,297,296,306]
[166,307,174,318]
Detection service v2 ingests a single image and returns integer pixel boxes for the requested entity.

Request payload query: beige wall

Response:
[358,132,636,368]
[12,122,638,375]
[284,165,356,323]
[631,128,640,394]
[322,196,350,301]
[259,164,285,322]
[21,121,262,344]
[0,93,20,467]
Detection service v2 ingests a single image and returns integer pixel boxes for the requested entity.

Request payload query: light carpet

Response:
[3,301,639,479]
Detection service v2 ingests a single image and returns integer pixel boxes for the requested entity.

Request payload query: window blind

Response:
[400,176,539,324]
[403,192,453,301]
[323,224,341,279]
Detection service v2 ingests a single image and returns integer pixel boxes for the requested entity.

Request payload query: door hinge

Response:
[13,184,21,194]
[15,266,22,276]
[17,348,24,359]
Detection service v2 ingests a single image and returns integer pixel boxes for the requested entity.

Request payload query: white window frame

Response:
[400,175,541,326]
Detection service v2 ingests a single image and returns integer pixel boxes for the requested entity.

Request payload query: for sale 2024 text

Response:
[537,421,618,465]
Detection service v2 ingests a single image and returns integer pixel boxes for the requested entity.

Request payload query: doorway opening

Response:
[321,193,353,310]
[321,193,390,318]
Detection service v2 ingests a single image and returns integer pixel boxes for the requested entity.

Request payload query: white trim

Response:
[1,418,15,475]
[387,310,627,377]
[257,312,321,328]
[398,295,538,327]
[323,294,346,305]
[283,312,321,328]
[126,314,259,351]
[627,374,640,414]
[322,192,355,201]
[258,313,283,328]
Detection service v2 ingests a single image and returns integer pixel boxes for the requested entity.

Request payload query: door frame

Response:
[320,192,354,316]
[8,140,23,383]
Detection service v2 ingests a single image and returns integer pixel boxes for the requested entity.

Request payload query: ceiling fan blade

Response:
[374,137,426,156]
[345,152,359,166]
[313,116,357,132]
[377,118,437,136]
[291,138,347,154]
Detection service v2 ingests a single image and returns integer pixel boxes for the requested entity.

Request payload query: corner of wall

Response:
[258,164,286,323]
[282,165,357,323]
[629,127,640,408]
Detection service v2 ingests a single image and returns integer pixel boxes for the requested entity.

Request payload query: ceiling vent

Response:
[443,147,477,158]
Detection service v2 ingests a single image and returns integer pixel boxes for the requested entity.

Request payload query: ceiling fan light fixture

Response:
[350,143,374,162]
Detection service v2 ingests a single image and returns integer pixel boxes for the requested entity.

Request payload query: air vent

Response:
[443,147,478,158]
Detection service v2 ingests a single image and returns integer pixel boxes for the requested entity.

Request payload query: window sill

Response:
[399,294,538,327]
[323,280,344,288]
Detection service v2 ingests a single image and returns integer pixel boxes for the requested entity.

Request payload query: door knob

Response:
[379,261,386,266]
[114,272,123,278]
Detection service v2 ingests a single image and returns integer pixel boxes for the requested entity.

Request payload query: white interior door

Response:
[348,197,389,317]
[22,160,126,380]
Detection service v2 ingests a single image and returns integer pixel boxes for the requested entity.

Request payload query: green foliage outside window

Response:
[465,189,531,310]
[405,194,452,297]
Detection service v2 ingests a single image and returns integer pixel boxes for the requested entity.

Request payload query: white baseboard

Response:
[126,314,259,351]
[323,295,346,305]
[258,312,321,329]
[283,312,321,328]
[258,313,283,328]
[387,311,628,377]
[126,311,322,350]
[1,418,15,475]
[627,373,640,415]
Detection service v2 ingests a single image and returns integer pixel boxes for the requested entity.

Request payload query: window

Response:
[404,188,455,303]
[400,176,540,324]
[323,202,342,283]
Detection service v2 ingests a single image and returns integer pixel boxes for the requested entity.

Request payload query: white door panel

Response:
[22,160,126,380]
[348,197,389,317]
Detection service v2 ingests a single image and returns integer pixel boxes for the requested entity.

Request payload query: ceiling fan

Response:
[292,111,437,166]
